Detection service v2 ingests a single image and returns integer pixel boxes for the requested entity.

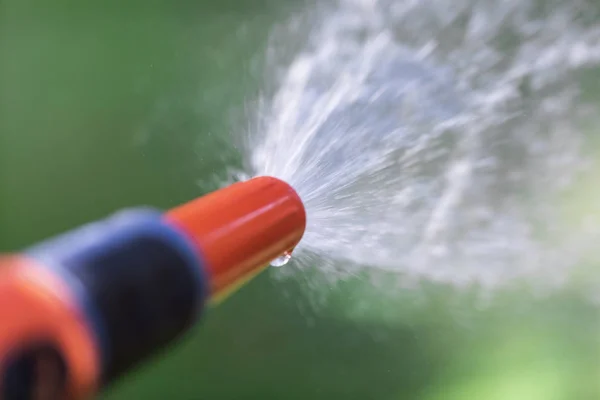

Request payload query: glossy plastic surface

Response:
[166,176,306,301]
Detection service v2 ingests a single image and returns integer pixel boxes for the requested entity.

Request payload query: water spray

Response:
[246,0,600,296]
[0,176,305,399]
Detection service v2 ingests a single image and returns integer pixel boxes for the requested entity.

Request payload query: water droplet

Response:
[270,252,292,267]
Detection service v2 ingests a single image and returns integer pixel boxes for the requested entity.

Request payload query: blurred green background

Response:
[2,1,600,399]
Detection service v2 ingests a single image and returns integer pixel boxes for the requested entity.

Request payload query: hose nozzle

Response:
[166,176,306,302]
[0,176,306,398]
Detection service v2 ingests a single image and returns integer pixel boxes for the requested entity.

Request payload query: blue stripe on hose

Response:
[24,208,208,377]
[156,217,209,319]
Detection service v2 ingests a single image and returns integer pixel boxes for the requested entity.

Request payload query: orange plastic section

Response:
[0,256,100,399]
[166,176,306,300]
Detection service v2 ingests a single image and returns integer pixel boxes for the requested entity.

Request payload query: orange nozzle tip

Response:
[165,176,306,300]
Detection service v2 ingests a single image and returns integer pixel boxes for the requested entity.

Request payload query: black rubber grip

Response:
[26,209,207,384]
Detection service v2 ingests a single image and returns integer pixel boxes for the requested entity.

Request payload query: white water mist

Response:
[242,0,600,293]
